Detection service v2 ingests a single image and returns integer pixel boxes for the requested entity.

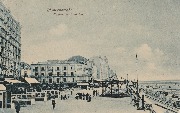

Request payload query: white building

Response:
[31,60,92,84]
[90,56,111,80]
[0,2,21,79]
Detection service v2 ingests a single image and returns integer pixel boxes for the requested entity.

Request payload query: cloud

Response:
[104,43,170,81]
[147,62,156,70]
[49,24,67,36]
[131,44,173,80]
[21,38,96,64]
[135,44,153,60]
[115,47,126,54]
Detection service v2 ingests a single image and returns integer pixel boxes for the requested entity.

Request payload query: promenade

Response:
[18,98,148,113]
[0,89,148,113]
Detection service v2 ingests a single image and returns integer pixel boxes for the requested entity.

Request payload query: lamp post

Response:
[117,80,119,96]
[111,80,113,97]
[135,54,140,109]
[101,81,103,96]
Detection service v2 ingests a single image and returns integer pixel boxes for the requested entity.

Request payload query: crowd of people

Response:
[75,93,91,102]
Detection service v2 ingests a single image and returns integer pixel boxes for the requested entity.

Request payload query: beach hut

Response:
[0,84,6,108]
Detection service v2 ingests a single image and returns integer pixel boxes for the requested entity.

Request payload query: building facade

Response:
[0,2,21,79]
[31,60,92,84]
[90,56,110,80]
[20,62,31,78]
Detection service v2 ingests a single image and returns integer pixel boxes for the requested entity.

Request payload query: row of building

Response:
[21,56,117,84]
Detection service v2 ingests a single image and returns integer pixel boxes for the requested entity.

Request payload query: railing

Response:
[11,93,35,108]
[25,91,47,101]
[145,94,179,113]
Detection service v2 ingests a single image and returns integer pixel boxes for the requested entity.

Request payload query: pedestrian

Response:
[61,95,63,100]
[75,94,78,100]
[15,101,20,113]
[64,94,67,100]
[79,93,82,100]
[82,93,85,100]
[87,95,91,102]
[93,90,95,97]
[52,98,56,109]
[71,90,72,95]
[86,93,89,101]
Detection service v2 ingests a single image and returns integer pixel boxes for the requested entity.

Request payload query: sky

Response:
[2,0,180,81]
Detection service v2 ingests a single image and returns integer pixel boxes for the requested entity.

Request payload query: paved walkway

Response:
[0,89,149,113]
[1,97,148,113]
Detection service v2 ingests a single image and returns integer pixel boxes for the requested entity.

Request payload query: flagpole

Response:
[135,53,139,109]
[136,54,138,93]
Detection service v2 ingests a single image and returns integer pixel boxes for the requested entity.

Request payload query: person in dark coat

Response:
[71,90,73,95]
[86,93,89,101]
[15,101,20,113]
[87,95,91,102]
[82,93,85,100]
[64,94,67,100]
[52,99,56,109]
[61,95,63,100]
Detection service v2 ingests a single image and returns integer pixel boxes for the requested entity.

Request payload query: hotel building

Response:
[31,60,93,84]
[0,2,21,79]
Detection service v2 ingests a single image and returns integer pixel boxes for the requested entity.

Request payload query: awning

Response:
[0,84,6,91]
[5,78,22,83]
[94,79,105,82]
[25,77,39,84]
[77,83,89,86]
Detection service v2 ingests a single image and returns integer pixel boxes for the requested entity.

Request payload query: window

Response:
[35,67,38,71]
[64,66,66,70]
[35,73,38,76]
[71,72,74,76]
[57,72,60,76]
[41,67,45,71]
[41,73,44,76]
[63,72,66,76]
[49,79,52,83]
[71,66,73,70]
[57,78,60,83]
[43,79,45,83]
[49,72,52,76]
[57,67,59,70]
[63,78,66,82]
